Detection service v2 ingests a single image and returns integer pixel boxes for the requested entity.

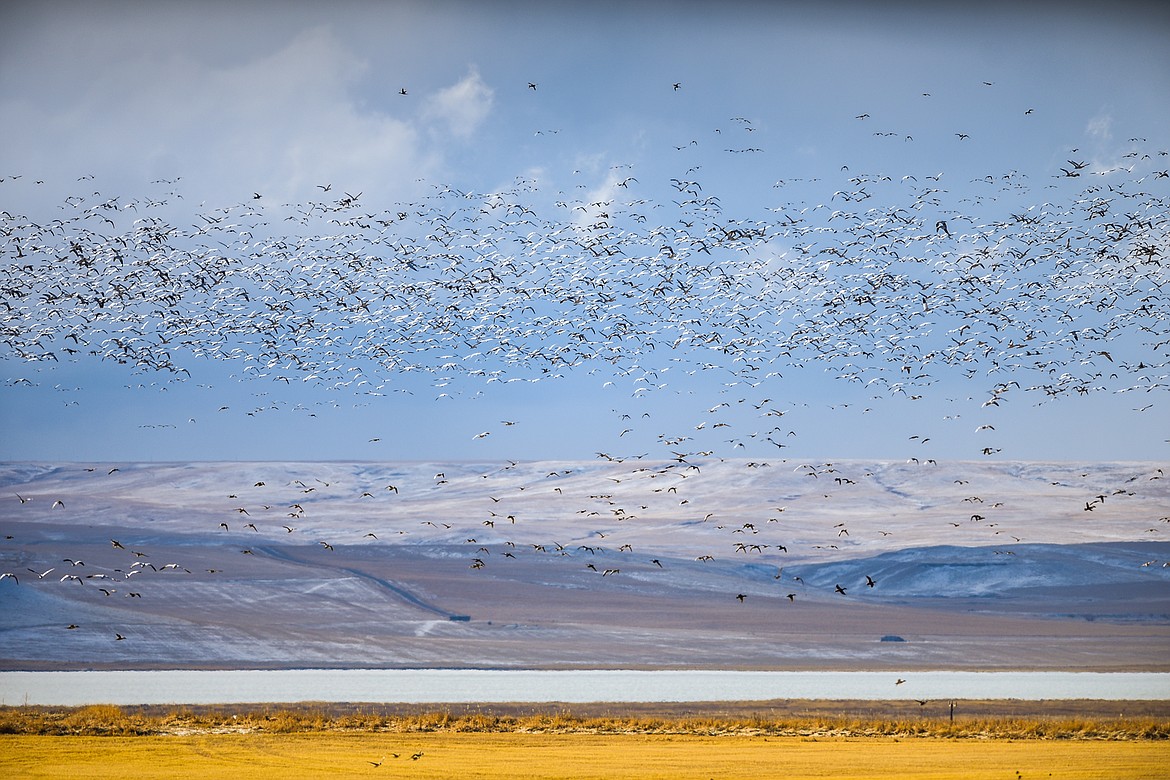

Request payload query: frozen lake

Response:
[2,669,1167,706]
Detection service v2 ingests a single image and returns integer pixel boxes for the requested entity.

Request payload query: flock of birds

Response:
[1,127,1167,427]
[1,82,1168,673]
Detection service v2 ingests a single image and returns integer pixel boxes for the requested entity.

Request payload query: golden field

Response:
[1,704,1168,779]
[2,731,1169,779]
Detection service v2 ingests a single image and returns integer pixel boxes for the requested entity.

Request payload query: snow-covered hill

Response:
[1,459,1167,670]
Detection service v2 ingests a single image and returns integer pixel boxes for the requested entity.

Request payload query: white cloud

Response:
[0,24,436,208]
[422,68,494,140]
[1085,113,1113,142]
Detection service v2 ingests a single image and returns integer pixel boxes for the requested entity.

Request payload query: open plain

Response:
[5,732,1169,780]
[1,700,1168,780]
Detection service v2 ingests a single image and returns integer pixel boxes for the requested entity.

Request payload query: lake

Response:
[1,669,1167,706]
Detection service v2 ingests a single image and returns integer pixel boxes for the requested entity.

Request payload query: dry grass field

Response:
[3,731,1169,779]
[1,703,1168,779]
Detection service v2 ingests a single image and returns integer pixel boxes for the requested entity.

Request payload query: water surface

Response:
[2,669,1167,706]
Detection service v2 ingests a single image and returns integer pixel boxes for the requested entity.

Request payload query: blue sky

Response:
[1,0,1168,462]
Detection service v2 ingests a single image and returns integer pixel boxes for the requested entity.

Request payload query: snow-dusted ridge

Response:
[2,459,1167,671]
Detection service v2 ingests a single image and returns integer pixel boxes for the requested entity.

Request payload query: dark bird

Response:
[835,584,848,595]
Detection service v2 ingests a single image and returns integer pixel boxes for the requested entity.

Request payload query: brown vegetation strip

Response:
[2,701,1167,740]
